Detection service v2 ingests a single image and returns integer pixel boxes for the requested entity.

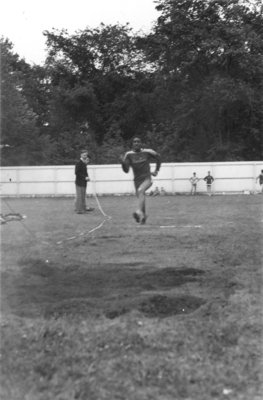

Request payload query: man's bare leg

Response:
[135,179,152,223]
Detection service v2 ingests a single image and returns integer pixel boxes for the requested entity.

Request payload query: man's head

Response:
[208,171,211,175]
[132,137,142,152]
[80,150,89,163]
[193,172,196,176]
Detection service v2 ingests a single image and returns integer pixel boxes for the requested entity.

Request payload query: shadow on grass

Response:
[2,258,206,319]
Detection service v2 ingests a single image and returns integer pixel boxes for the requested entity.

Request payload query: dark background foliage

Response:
[1,0,262,165]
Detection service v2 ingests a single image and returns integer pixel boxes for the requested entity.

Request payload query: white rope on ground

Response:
[56,181,112,245]
[56,219,109,245]
[1,198,35,236]
[2,177,113,246]
[92,190,111,219]
[160,225,202,229]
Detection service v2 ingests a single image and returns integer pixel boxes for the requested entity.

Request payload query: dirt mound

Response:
[137,294,205,318]
[104,294,205,319]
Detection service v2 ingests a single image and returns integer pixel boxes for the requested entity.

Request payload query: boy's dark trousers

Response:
[75,185,86,212]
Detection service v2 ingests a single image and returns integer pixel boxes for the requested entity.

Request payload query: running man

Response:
[256,169,263,193]
[203,171,214,196]
[120,137,161,224]
[189,172,200,195]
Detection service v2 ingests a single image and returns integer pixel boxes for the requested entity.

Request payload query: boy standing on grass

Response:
[74,150,94,214]
[120,137,161,224]
[189,172,200,195]
[204,171,214,196]
[256,170,263,193]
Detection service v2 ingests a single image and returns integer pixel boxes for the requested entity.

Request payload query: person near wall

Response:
[203,171,214,196]
[74,150,94,214]
[189,172,200,195]
[120,137,161,224]
[256,169,263,193]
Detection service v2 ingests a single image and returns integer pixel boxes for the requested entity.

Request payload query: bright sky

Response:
[0,0,159,65]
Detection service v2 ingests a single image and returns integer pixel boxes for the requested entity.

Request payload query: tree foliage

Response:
[139,0,263,160]
[0,39,55,165]
[1,1,263,165]
[42,23,155,163]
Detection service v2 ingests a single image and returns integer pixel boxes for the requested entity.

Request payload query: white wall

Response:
[0,161,262,197]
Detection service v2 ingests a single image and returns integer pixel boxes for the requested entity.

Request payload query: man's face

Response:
[81,153,89,163]
[132,138,142,152]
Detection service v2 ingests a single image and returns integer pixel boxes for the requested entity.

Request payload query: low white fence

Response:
[0,161,262,197]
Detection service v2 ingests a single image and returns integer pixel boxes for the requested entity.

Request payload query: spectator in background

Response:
[256,169,263,193]
[204,171,214,196]
[189,172,200,195]
[75,150,94,214]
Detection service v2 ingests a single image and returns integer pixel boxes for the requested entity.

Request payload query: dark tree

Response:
[0,39,55,165]
[138,0,263,160]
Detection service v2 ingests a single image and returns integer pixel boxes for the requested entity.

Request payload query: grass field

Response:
[1,194,262,400]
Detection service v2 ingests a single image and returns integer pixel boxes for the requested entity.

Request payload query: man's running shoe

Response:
[132,212,140,223]
[140,215,148,225]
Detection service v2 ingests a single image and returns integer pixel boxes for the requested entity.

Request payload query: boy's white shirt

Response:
[190,176,199,183]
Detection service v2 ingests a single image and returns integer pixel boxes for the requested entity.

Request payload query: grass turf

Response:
[1,194,262,400]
